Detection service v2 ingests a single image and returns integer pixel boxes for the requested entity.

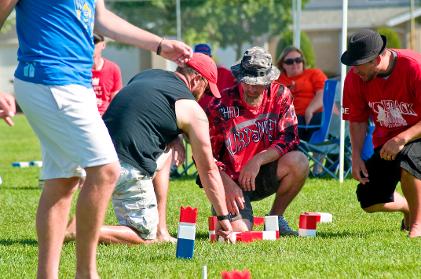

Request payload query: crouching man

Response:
[66,53,234,243]
[200,47,309,235]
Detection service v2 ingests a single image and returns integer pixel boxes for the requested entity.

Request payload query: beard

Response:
[361,68,380,82]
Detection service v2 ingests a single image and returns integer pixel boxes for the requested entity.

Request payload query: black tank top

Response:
[103,69,195,176]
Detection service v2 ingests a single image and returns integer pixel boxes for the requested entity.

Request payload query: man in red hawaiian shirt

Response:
[203,47,309,235]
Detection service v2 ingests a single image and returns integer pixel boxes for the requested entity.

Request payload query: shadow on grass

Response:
[0,186,40,190]
[316,230,379,238]
[196,230,381,240]
[0,238,37,246]
[196,232,210,240]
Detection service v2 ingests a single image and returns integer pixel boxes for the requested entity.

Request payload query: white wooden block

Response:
[264,215,279,231]
[177,223,196,240]
[262,231,277,240]
[298,229,316,237]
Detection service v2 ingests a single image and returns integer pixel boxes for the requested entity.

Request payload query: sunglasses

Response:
[284,57,303,65]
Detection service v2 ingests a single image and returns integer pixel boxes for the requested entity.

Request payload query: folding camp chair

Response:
[298,79,352,179]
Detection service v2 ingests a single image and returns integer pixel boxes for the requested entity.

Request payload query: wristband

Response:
[156,37,164,56]
[217,214,230,221]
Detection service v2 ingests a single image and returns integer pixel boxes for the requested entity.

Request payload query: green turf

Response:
[0,115,419,278]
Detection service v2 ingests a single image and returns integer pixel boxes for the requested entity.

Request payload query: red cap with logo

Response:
[186,53,221,98]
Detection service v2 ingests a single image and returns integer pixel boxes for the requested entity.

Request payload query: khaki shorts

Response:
[14,78,118,180]
[112,162,158,240]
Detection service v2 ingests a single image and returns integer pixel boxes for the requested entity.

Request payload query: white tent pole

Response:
[176,0,181,40]
[293,0,301,48]
[410,0,416,49]
[339,0,348,183]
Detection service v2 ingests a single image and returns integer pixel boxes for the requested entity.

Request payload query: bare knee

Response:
[277,151,309,179]
[362,205,377,213]
[86,161,120,185]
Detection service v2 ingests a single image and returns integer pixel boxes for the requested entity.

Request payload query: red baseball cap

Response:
[186,53,221,98]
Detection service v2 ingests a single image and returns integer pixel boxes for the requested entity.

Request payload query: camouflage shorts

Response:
[112,162,158,240]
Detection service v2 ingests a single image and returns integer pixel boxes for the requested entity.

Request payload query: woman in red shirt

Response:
[277,46,327,141]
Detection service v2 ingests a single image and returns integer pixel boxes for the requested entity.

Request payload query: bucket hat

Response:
[231,47,280,85]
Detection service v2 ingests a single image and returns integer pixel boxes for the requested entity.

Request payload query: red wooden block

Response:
[304,212,321,223]
[221,269,251,279]
[299,213,318,230]
[208,216,217,230]
[179,206,198,223]
[253,216,265,226]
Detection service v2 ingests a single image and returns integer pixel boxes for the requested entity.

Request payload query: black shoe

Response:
[400,219,409,231]
[170,168,181,178]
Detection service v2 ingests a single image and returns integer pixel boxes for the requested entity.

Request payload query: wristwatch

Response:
[217,214,231,221]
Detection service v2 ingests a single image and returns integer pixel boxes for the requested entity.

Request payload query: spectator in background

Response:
[0,92,15,126]
[276,46,327,141]
[193,43,236,108]
[92,33,123,116]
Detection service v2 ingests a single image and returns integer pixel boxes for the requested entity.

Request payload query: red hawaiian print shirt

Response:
[205,82,299,182]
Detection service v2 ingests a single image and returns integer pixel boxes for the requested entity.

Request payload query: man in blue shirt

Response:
[1,1,192,278]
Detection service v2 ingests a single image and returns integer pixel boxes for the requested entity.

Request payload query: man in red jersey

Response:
[202,47,309,235]
[342,29,421,238]
[92,34,123,115]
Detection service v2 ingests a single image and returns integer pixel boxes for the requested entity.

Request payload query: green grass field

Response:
[0,115,419,278]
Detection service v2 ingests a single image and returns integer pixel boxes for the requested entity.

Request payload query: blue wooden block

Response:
[176,238,195,259]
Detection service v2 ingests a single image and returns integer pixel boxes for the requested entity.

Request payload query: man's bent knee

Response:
[277,151,309,179]
[86,161,120,185]
[362,205,378,213]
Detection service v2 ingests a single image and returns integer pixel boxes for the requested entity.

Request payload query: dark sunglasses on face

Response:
[284,57,303,65]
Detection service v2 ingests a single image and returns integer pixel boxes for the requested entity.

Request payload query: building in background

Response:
[299,0,421,76]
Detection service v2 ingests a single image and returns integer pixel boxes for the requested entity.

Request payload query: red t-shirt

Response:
[205,82,299,182]
[343,49,421,148]
[92,58,123,115]
[198,65,237,109]
[277,68,327,115]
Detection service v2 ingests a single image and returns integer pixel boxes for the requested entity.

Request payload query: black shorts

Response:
[209,161,280,224]
[233,161,279,224]
[356,139,421,208]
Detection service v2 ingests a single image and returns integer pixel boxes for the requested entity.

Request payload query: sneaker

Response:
[278,215,298,236]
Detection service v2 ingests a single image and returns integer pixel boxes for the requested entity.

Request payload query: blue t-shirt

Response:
[14,0,95,87]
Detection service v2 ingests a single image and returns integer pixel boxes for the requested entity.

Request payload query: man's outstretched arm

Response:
[0,0,18,29]
[94,0,191,64]
[176,99,234,240]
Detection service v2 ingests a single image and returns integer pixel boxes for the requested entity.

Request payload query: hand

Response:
[304,108,314,125]
[216,219,236,243]
[380,136,406,161]
[159,39,192,66]
[238,157,261,191]
[351,156,369,185]
[224,178,245,216]
[0,93,16,126]
[168,137,185,167]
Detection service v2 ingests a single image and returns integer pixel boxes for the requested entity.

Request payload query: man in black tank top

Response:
[65,53,235,244]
